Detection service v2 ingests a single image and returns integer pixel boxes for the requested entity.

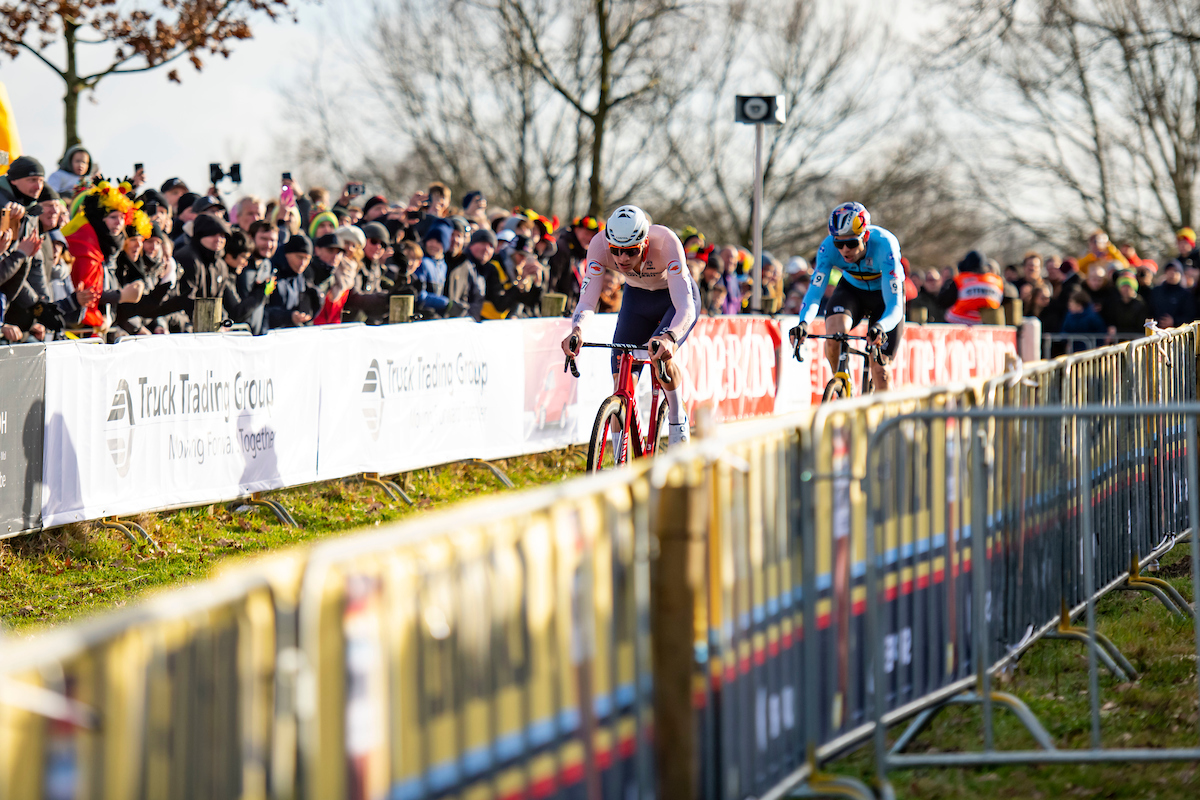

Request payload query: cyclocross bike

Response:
[793,331,886,400]
[564,335,670,471]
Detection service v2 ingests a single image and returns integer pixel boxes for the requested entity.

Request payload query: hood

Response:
[57,145,95,177]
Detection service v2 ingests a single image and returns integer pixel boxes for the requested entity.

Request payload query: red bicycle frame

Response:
[566,340,669,467]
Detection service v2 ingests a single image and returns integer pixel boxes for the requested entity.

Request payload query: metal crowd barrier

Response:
[0,324,1196,800]
[865,405,1200,787]
[1041,330,1144,358]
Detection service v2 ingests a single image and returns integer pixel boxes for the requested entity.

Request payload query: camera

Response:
[209,162,243,185]
[347,182,365,197]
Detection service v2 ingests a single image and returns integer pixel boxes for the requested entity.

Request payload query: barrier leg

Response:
[459,459,516,489]
[1121,556,1194,617]
[98,517,160,551]
[361,472,414,506]
[1044,630,1133,683]
[231,493,298,527]
[889,692,1057,755]
[788,773,882,800]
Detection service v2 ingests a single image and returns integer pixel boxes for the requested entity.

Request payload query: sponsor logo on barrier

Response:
[361,359,385,441]
[102,370,281,474]
[356,352,492,439]
[106,379,136,477]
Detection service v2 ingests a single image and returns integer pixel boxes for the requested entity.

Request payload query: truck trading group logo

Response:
[361,359,385,441]
[106,379,136,477]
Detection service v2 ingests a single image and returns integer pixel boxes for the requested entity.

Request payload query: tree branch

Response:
[17,41,65,78]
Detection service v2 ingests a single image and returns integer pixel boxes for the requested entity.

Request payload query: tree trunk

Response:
[588,108,605,216]
[587,0,610,217]
[63,17,81,149]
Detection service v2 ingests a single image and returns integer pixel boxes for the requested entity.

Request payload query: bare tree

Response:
[489,0,716,215]
[932,0,1200,249]
[288,0,581,212]
[841,132,989,267]
[0,0,302,148]
[659,0,901,255]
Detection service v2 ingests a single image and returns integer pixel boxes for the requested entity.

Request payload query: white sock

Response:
[665,388,684,425]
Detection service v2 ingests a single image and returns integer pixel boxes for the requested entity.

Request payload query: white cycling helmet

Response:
[605,205,650,247]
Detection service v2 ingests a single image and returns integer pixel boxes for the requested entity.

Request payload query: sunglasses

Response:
[833,238,862,250]
[609,245,642,257]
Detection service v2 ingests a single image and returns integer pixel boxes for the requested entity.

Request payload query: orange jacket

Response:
[945,272,1004,325]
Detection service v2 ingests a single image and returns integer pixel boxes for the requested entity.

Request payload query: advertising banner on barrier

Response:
[313,317,625,481]
[41,333,320,526]
[0,343,45,536]
[313,320,528,479]
[775,319,1018,412]
[674,316,783,421]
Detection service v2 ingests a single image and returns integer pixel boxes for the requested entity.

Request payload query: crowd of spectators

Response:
[0,146,1194,354]
[872,227,1194,353]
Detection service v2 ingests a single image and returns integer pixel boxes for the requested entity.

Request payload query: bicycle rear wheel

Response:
[587,396,636,471]
[823,377,849,402]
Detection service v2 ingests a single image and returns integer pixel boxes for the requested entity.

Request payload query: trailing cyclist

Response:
[789,202,906,393]
[561,205,701,444]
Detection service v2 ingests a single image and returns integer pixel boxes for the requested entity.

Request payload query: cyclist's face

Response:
[834,237,865,262]
[610,242,645,269]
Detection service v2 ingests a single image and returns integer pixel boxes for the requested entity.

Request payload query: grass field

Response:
[0,449,586,631]
[837,547,1200,798]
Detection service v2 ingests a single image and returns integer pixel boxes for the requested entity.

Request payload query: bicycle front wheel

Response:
[822,377,849,402]
[587,396,632,471]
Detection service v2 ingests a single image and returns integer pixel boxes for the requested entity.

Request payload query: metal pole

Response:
[751,122,764,314]
[971,427,993,750]
[1080,419,1102,749]
[1187,414,1200,747]
[866,437,888,780]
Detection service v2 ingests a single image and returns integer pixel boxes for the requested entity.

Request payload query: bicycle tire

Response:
[822,377,849,402]
[587,396,635,471]
[651,397,669,457]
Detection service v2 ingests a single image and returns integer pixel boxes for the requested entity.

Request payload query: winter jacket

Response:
[46,146,95,196]
[1150,282,1197,327]
[267,270,322,328]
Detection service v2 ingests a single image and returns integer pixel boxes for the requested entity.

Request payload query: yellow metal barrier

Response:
[0,323,1196,800]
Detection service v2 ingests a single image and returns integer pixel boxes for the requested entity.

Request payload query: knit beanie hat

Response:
[307,210,339,238]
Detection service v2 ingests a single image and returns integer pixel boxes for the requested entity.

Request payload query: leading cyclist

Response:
[790,202,905,392]
[561,205,701,444]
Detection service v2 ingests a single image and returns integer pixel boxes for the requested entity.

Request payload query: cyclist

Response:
[561,205,701,444]
[789,202,905,392]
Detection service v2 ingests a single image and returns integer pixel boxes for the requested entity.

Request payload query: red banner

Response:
[674,316,783,422]
[779,320,1018,407]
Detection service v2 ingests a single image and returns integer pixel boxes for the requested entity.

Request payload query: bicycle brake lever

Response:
[793,339,805,363]
[564,355,579,378]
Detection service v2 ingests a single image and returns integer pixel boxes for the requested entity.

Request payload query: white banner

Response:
[313,316,621,480]
[41,332,320,526]
[37,317,1017,528]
